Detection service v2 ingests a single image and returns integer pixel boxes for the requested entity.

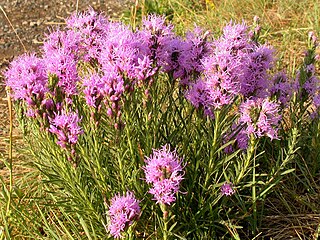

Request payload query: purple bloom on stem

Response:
[270,72,293,106]
[5,53,48,108]
[313,94,320,108]
[302,64,319,96]
[108,191,140,239]
[141,14,174,38]
[66,7,109,34]
[44,48,79,96]
[82,74,106,108]
[149,179,180,206]
[98,21,158,84]
[172,26,211,85]
[221,182,235,196]
[156,36,184,75]
[66,7,111,61]
[82,69,125,118]
[143,145,185,205]
[239,98,281,140]
[49,110,83,148]
[185,21,276,115]
[224,127,249,153]
[242,45,274,98]
[43,29,81,56]
[308,31,318,46]
[294,63,320,116]
[138,15,174,66]
[185,79,211,108]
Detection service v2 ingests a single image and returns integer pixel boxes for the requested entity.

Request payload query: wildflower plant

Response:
[221,182,235,196]
[2,9,318,239]
[143,145,185,239]
[108,191,140,239]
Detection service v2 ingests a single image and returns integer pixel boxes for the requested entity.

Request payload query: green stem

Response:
[245,134,258,235]
[117,153,125,189]
[127,225,134,240]
[244,134,258,235]
[204,110,220,188]
[161,203,169,240]
[252,145,257,235]
[125,112,135,160]
[164,217,168,240]
[4,87,13,239]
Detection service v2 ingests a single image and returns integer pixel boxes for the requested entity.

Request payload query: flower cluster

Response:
[48,110,83,149]
[224,124,249,153]
[186,22,274,116]
[5,53,48,117]
[239,98,281,140]
[301,64,320,108]
[5,10,214,127]
[108,191,141,238]
[221,182,235,196]
[224,98,281,153]
[269,72,293,106]
[143,145,185,205]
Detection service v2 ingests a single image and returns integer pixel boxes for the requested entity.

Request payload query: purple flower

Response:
[159,26,211,85]
[156,36,184,75]
[66,7,110,61]
[221,182,235,196]
[313,94,320,108]
[108,191,140,239]
[49,110,83,148]
[44,47,79,96]
[141,14,174,39]
[5,53,48,110]
[82,74,105,108]
[149,179,180,205]
[43,29,81,56]
[82,70,125,119]
[185,22,276,114]
[269,72,293,106]
[302,64,319,96]
[241,45,274,98]
[224,124,249,153]
[294,63,320,115]
[239,98,281,140]
[143,145,185,205]
[185,79,212,108]
[308,31,318,46]
[66,7,109,34]
[137,15,174,70]
[97,21,158,84]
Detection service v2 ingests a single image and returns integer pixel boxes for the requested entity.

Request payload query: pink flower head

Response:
[5,53,48,106]
[239,98,281,140]
[141,15,174,37]
[48,110,83,148]
[185,22,276,115]
[108,191,140,238]
[143,145,185,205]
[221,182,235,196]
[270,72,293,106]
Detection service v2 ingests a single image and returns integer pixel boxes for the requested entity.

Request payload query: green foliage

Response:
[1,67,310,239]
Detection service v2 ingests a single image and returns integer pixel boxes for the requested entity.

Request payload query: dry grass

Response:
[261,214,320,239]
